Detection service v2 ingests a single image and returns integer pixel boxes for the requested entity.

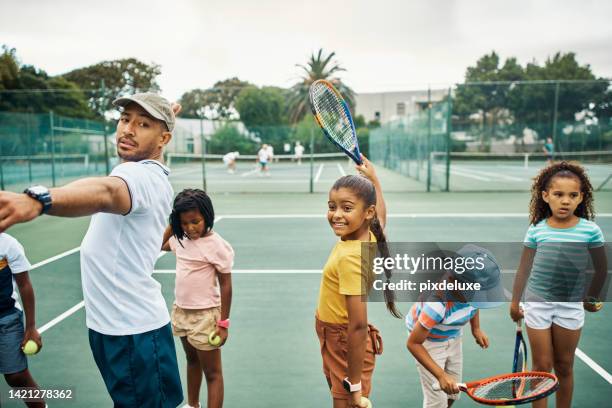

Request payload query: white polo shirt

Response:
[80,160,173,335]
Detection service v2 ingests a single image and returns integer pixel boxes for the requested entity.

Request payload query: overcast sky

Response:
[2,0,611,101]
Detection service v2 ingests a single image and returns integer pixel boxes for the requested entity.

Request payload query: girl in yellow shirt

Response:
[316,154,401,408]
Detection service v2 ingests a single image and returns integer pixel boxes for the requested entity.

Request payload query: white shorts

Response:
[414,337,462,408]
[523,302,584,330]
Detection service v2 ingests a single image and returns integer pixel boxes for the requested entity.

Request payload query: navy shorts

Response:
[0,309,27,374]
[89,323,183,408]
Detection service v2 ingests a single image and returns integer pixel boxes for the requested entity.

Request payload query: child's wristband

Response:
[217,319,230,329]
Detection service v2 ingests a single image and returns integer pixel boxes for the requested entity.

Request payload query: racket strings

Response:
[471,375,556,401]
[310,84,355,151]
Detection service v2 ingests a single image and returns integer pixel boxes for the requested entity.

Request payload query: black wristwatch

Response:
[24,185,52,214]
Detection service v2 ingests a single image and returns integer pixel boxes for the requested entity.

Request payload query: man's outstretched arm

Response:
[0,176,131,232]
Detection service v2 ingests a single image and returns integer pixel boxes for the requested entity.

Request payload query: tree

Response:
[288,49,355,123]
[178,78,251,119]
[235,86,291,150]
[207,125,258,155]
[62,58,161,115]
[453,51,610,150]
[0,46,94,118]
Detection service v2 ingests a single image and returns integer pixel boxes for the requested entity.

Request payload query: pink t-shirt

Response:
[169,231,234,309]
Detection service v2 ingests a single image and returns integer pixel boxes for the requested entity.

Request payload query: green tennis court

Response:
[1,190,610,407]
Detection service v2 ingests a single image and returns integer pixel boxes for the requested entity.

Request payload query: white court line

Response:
[241,167,260,177]
[155,269,322,274]
[314,164,325,182]
[432,165,490,181]
[217,213,612,219]
[452,165,524,182]
[575,349,612,384]
[39,301,84,334]
[336,163,346,176]
[31,246,81,270]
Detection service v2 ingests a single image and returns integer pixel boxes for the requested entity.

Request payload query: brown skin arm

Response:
[469,310,489,348]
[407,323,459,394]
[214,272,233,345]
[161,225,173,251]
[355,154,386,229]
[510,247,536,321]
[0,176,131,232]
[14,272,42,351]
[345,294,368,406]
[585,246,608,309]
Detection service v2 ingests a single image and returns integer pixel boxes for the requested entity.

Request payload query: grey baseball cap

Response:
[113,93,175,132]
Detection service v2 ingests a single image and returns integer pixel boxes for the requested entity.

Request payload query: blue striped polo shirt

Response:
[524,218,605,301]
[406,301,477,342]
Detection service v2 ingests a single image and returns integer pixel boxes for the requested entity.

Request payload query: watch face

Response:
[29,185,48,195]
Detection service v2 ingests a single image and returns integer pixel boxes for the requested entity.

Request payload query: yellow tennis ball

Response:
[208,332,221,347]
[361,397,372,408]
[22,340,38,355]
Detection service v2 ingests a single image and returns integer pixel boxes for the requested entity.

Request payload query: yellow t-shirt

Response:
[316,232,376,324]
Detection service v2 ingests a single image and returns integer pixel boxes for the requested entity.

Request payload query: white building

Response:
[355,89,448,124]
[167,118,250,154]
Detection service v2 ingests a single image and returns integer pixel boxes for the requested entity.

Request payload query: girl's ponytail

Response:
[370,216,402,318]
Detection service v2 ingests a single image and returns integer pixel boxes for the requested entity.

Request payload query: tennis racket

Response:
[512,318,528,397]
[309,79,362,165]
[433,371,559,406]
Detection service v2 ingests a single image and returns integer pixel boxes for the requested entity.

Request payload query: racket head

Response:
[464,371,559,406]
[309,79,362,164]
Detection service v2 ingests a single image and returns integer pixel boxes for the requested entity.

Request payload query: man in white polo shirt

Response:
[0,93,184,407]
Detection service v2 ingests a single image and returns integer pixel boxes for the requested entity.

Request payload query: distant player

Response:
[294,141,305,165]
[222,151,239,174]
[257,144,270,176]
[266,144,275,163]
[543,137,554,164]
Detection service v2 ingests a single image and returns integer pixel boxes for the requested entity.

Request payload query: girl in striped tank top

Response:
[510,161,607,408]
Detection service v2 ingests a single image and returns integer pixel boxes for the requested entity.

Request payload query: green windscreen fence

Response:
[0,111,110,192]
[2,80,610,193]
[370,81,612,192]
[369,97,451,191]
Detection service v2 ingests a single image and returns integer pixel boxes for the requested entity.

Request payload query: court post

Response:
[309,128,314,193]
[426,86,432,192]
[0,137,4,190]
[101,80,110,175]
[445,87,452,192]
[49,110,56,187]
[552,80,560,151]
[200,116,207,191]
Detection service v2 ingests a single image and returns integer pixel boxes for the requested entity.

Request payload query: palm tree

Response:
[288,49,355,123]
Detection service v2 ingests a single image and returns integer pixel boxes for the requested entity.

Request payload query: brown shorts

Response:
[171,304,221,351]
[315,316,383,400]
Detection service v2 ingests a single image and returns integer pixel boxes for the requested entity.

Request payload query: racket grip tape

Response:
[432,382,466,392]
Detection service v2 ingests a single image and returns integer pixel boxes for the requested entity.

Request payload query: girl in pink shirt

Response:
[162,189,234,408]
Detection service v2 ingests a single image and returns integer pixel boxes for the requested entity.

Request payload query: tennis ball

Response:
[208,332,221,347]
[22,340,38,355]
[360,397,372,408]
[584,297,603,312]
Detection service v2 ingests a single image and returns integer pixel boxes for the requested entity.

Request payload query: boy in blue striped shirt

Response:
[407,245,504,408]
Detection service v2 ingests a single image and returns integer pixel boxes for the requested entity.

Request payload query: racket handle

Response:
[432,382,466,392]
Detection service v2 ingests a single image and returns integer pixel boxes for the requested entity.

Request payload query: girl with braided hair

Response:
[316,154,401,408]
[510,161,607,408]
[162,189,234,408]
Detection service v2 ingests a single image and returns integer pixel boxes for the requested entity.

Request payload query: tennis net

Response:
[430,150,612,191]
